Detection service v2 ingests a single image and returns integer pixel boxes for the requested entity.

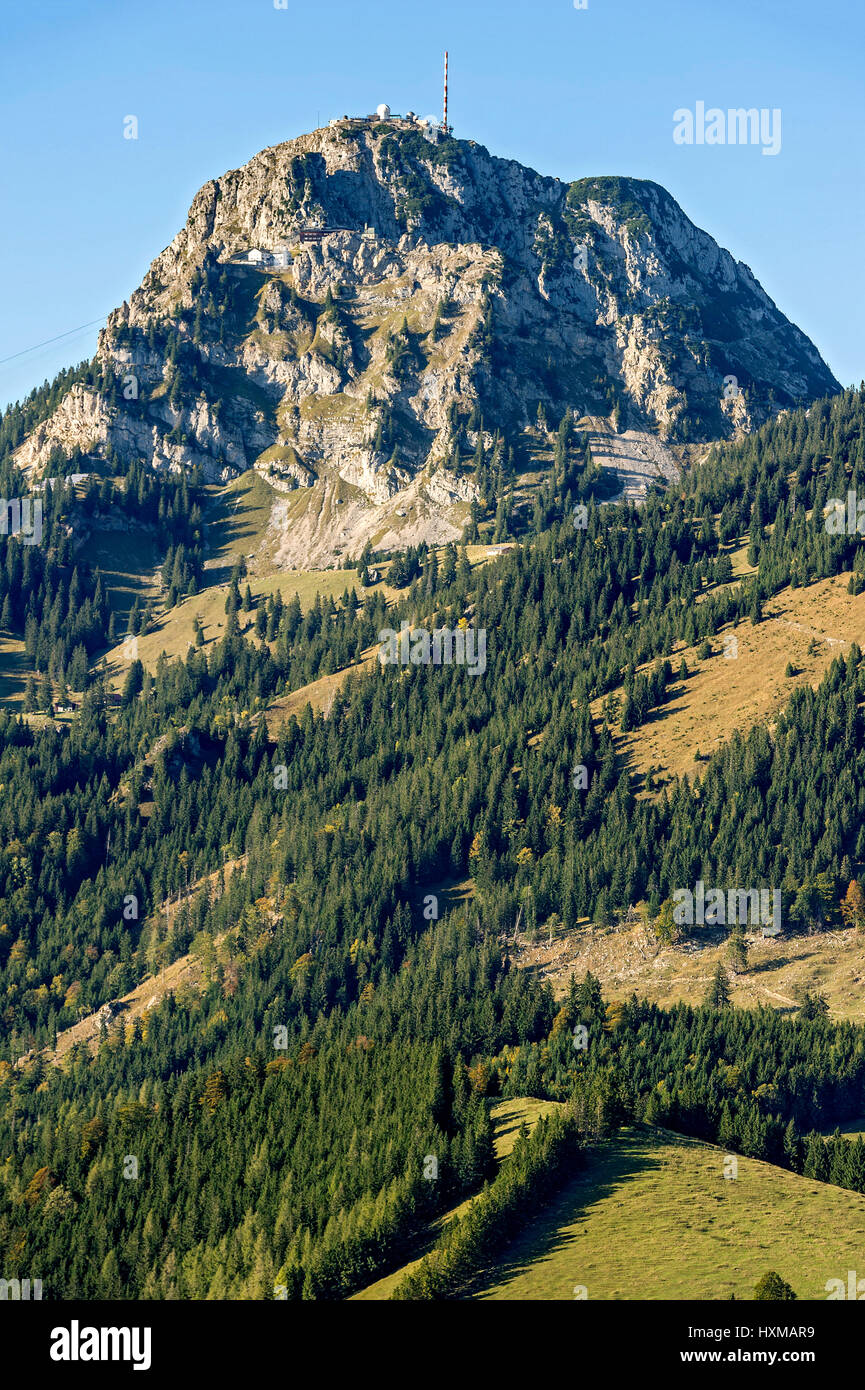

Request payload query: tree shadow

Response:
[466,1125,665,1299]
[203,480,265,586]
[0,634,29,705]
[493,1117,527,1149]
[747,953,798,975]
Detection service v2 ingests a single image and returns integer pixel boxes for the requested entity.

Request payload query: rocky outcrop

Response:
[13,122,838,562]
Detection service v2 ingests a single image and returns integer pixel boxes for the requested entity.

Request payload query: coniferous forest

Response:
[0,381,865,1301]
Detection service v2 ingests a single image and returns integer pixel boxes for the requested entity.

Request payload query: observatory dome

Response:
[376,103,391,120]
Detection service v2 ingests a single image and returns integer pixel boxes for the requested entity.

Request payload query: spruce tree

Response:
[705,962,731,1011]
[753,1271,797,1301]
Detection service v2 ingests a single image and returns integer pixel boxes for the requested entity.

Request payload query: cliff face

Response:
[14,121,839,563]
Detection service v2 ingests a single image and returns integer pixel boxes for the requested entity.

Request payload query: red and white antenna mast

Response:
[443,50,449,132]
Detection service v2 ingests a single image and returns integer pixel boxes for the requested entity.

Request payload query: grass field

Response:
[83,528,162,619]
[101,568,393,685]
[202,471,280,577]
[469,1124,865,1301]
[263,650,379,730]
[93,467,513,687]
[594,573,865,790]
[822,1115,865,1141]
[0,632,29,707]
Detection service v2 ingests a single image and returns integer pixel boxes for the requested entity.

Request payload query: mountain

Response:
[5,383,865,1305]
[12,119,838,565]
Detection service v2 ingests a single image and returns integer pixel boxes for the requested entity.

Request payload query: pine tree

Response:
[705,962,731,1011]
[122,660,145,705]
[620,691,637,733]
[782,1118,801,1173]
[726,927,748,974]
[38,670,53,712]
[718,1100,737,1150]
[799,990,829,1021]
[753,1270,797,1301]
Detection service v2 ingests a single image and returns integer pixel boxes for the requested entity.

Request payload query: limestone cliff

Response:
[14,120,839,564]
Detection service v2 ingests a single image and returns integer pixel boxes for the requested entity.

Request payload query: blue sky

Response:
[1,0,862,409]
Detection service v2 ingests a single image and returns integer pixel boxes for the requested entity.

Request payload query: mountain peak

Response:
[13,122,838,565]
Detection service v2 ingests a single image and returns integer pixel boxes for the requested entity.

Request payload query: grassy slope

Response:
[90,474,504,687]
[350,1097,561,1301]
[33,856,248,1068]
[469,1124,865,1301]
[0,632,29,706]
[594,569,865,791]
[100,570,387,685]
[822,1116,865,1140]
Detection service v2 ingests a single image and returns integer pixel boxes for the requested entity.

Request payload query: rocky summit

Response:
[14,119,839,565]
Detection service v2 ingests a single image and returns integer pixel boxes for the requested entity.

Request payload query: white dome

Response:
[376,103,391,119]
